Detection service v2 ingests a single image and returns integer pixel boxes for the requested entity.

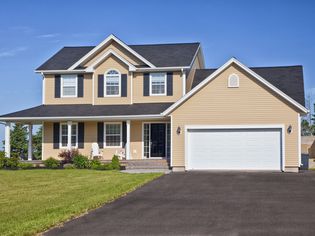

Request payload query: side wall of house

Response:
[171,64,300,171]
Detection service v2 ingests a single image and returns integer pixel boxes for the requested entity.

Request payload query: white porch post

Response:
[126,120,131,160]
[67,121,72,150]
[28,124,33,160]
[4,122,11,158]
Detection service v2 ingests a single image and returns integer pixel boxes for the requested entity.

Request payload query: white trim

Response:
[104,69,121,97]
[162,58,309,115]
[85,49,136,72]
[28,124,33,161]
[61,74,78,98]
[59,122,78,149]
[68,34,156,70]
[41,122,44,160]
[41,73,45,104]
[149,72,167,96]
[35,70,86,74]
[228,73,240,88]
[298,113,301,166]
[130,72,133,104]
[104,122,122,148]
[136,66,190,72]
[4,122,11,158]
[170,115,173,167]
[181,69,186,96]
[189,44,201,69]
[92,73,95,105]
[0,114,165,122]
[184,124,286,171]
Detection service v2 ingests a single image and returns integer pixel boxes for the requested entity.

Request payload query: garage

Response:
[186,126,283,171]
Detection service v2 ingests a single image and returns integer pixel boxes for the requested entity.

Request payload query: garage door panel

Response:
[187,128,282,170]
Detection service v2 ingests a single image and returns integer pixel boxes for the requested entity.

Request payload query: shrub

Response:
[64,163,75,169]
[6,157,20,169]
[111,155,120,170]
[90,159,101,170]
[0,151,5,158]
[0,156,6,169]
[58,149,80,164]
[73,154,90,169]
[18,162,33,169]
[44,157,60,169]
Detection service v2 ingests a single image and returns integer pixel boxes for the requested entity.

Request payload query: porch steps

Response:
[121,159,170,170]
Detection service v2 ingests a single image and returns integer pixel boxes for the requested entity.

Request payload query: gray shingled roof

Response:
[192,66,305,106]
[0,103,173,119]
[36,43,200,70]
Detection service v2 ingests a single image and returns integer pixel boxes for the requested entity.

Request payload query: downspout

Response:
[41,72,45,105]
[181,68,186,96]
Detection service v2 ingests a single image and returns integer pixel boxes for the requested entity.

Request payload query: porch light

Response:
[287,125,292,134]
[176,126,181,135]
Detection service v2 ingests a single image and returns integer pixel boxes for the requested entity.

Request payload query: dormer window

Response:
[150,73,166,96]
[228,73,239,88]
[105,69,121,96]
[61,75,77,97]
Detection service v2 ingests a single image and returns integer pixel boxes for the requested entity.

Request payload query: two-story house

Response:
[0,34,308,172]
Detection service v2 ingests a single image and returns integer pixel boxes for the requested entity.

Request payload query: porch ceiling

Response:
[0,103,173,122]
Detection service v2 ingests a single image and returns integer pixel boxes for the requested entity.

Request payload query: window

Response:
[60,123,78,148]
[228,73,239,88]
[61,75,77,97]
[105,69,120,96]
[105,123,122,147]
[150,73,166,95]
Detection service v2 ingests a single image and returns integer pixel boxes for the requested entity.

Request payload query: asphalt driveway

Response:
[46,171,315,236]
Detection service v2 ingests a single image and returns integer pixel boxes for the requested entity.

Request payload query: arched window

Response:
[228,73,239,88]
[105,69,121,96]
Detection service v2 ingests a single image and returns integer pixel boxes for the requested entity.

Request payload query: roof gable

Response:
[163,58,308,115]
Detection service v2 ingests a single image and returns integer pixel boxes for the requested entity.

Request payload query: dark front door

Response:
[150,123,166,157]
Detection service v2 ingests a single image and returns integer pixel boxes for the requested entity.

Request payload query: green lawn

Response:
[0,169,162,236]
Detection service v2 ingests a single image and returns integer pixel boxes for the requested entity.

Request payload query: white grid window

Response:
[105,123,122,147]
[105,69,120,96]
[60,123,77,148]
[61,75,77,97]
[150,73,166,95]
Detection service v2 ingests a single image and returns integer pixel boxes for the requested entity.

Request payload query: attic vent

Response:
[228,74,239,88]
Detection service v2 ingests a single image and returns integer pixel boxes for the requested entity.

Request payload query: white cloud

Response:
[0,47,27,58]
[36,33,59,38]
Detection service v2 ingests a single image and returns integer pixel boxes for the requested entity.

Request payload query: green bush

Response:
[44,157,60,169]
[18,162,33,169]
[0,157,6,169]
[6,157,20,169]
[90,159,101,169]
[0,151,5,158]
[73,155,90,169]
[63,163,75,169]
[111,155,120,170]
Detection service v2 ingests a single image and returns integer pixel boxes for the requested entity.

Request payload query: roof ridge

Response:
[128,42,200,47]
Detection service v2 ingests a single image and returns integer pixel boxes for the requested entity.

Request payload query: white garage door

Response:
[186,128,282,171]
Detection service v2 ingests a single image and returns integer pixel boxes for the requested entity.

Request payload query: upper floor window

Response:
[61,75,77,97]
[105,69,120,96]
[150,73,166,96]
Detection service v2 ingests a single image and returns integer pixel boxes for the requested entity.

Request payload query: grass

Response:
[0,169,162,236]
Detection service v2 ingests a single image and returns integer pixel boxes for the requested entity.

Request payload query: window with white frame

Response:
[105,69,120,96]
[150,73,166,95]
[228,73,240,88]
[60,123,78,148]
[61,75,77,97]
[104,123,122,147]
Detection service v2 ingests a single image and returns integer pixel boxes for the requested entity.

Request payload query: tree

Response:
[32,126,42,160]
[10,124,28,158]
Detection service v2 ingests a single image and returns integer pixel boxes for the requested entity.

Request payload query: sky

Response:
[0,0,314,148]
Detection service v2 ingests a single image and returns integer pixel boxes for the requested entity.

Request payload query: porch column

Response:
[4,122,11,158]
[28,124,33,160]
[67,121,72,150]
[126,120,130,160]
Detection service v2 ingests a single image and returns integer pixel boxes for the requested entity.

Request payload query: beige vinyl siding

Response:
[84,41,143,67]
[94,55,131,105]
[171,64,300,169]
[186,50,202,92]
[132,71,183,103]
[44,74,93,104]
